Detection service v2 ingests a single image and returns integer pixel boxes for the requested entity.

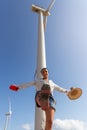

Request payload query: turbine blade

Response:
[8,98,12,115]
[44,16,47,31]
[47,0,56,12]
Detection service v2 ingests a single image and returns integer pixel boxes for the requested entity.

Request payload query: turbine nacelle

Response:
[32,4,50,16]
[5,111,12,116]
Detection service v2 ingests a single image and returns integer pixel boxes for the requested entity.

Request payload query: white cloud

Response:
[21,123,31,130]
[53,119,87,130]
[21,119,87,130]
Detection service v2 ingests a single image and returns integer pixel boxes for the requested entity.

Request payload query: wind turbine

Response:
[9,1,55,130]
[32,0,56,130]
[4,99,12,130]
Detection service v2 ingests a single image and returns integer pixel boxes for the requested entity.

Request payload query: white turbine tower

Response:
[32,0,55,130]
[4,99,12,130]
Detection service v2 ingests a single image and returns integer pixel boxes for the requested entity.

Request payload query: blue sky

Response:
[0,0,87,130]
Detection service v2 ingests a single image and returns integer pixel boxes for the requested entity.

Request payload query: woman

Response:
[9,68,68,130]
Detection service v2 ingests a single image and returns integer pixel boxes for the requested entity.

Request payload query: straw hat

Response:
[68,87,82,100]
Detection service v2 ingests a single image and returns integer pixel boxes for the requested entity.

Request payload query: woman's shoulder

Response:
[49,80,55,84]
[35,78,44,83]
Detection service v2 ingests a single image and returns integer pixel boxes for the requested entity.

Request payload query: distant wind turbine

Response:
[4,99,12,130]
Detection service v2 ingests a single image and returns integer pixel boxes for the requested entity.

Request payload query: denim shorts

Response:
[49,95,56,111]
